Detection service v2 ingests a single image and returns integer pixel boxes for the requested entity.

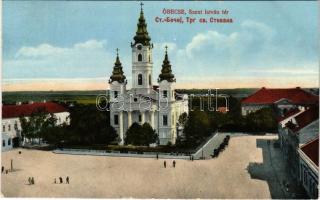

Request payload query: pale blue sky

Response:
[2,1,319,90]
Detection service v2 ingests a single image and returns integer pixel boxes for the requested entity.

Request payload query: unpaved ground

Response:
[1,135,276,198]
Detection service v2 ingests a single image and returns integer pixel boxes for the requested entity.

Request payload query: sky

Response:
[2,1,319,91]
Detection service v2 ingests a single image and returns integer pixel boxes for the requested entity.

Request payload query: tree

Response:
[19,106,49,144]
[178,112,188,127]
[125,122,158,146]
[67,104,117,145]
[183,111,211,148]
[125,122,142,145]
[141,122,158,145]
[245,107,277,132]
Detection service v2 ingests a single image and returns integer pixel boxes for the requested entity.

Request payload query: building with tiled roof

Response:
[1,102,69,151]
[241,87,318,116]
[277,106,319,188]
[2,102,68,119]
[298,137,319,198]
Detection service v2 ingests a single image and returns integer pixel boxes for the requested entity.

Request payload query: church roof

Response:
[242,87,319,105]
[2,102,68,119]
[158,46,176,83]
[132,3,151,46]
[109,49,126,84]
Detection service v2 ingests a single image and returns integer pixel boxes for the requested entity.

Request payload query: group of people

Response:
[2,166,9,174]
[211,135,230,158]
[54,176,70,184]
[28,177,35,185]
[163,160,176,168]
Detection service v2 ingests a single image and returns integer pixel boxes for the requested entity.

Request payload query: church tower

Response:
[158,46,176,101]
[131,3,153,94]
[109,49,127,101]
[158,46,177,145]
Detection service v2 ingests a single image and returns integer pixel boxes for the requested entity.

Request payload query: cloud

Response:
[4,39,116,79]
[16,44,65,58]
[154,20,317,83]
[3,19,318,90]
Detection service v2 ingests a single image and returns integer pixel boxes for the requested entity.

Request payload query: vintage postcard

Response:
[1,1,319,199]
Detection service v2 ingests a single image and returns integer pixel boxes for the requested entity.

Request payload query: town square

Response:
[1,1,318,199]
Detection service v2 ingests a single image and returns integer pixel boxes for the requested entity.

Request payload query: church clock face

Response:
[137,45,142,50]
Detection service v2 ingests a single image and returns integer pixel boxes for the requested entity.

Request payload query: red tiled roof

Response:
[301,137,319,167]
[287,107,319,132]
[277,108,301,122]
[2,102,68,119]
[242,87,319,104]
[217,107,228,113]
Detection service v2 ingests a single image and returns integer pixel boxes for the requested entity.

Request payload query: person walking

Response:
[59,177,63,184]
[54,178,57,184]
[1,166,4,173]
[164,161,166,168]
[66,176,69,184]
[28,177,31,185]
[173,160,176,168]
[10,159,13,172]
[156,153,159,160]
[31,177,34,185]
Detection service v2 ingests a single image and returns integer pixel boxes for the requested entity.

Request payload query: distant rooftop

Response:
[242,87,319,105]
[2,102,68,119]
[286,107,319,132]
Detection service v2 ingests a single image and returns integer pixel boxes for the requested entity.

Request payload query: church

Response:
[108,4,189,145]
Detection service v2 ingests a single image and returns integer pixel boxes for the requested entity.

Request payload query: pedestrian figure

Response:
[59,177,63,184]
[164,161,166,168]
[54,178,57,184]
[31,177,34,185]
[28,177,31,185]
[66,176,69,184]
[285,183,289,192]
[173,160,176,168]
[191,155,194,161]
[10,159,13,172]
[1,166,4,173]
[156,153,159,160]
[5,170,8,174]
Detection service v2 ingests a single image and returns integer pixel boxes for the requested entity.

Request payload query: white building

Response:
[108,5,189,145]
[1,102,70,151]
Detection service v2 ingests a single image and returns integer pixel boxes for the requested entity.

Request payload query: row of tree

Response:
[19,97,277,149]
[20,104,117,146]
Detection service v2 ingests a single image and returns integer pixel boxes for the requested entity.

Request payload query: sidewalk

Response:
[53,149,191,160]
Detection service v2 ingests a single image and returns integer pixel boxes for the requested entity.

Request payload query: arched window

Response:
[149,74,151,85]
[138,74,143,85]
[138,54,142,62]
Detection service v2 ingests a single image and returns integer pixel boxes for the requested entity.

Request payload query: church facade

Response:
[108,4,189,145]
